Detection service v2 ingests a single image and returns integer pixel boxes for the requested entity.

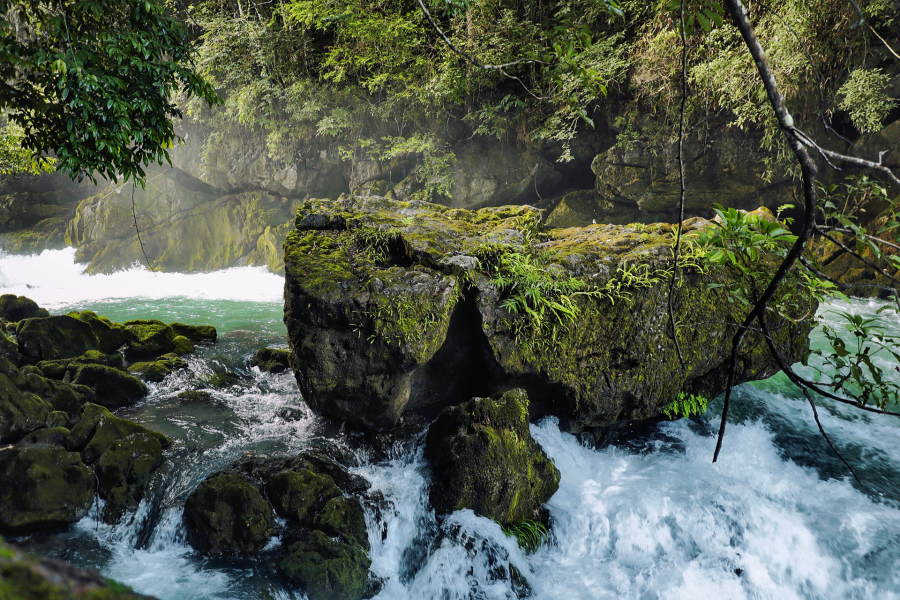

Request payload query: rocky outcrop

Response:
[426,389,560,525]
[0,295,49,322]
[183,452,373,600]
[284,195,816,433]
[0,538,156,599]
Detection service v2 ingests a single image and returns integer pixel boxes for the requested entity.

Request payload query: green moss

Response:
[278,529,371,600]
[123,319,175,357]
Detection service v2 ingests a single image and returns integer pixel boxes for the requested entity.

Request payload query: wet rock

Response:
[425,389,560,525]
[0,359,52,443]
[123,320,176,357]
[15,315,99,363]
[313,496,369,550]
[183,473,278,557]
[276,405,307,421]
[15,426,70,448]
[70,364,147,407]
[14,368,95,415]
[170,322,217,344]
[128,352,188,383]
[170,335,194,355]
[67,311,134,354]
[0,446,93,533]
[176,390,214,403]
[249,347,291,373]
[95,432,164,523]
[0,538,155,599]
[0,294,48,322]
[66,403,170,464]
[37,349,125,380]
[0,327,21,364]
[278,528,371,600]
[265,468,342,523]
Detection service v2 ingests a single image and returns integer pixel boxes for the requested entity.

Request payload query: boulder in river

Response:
[70,364,147,407]
[0,446,93,533]
[182,473,278,557]
[283,196,816,433]
[426,389,560,525]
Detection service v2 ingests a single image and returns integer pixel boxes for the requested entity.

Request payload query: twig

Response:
[816,228,900,287]
[132,183,154,272]
[802,387,865,489]
[414,0,546,100]
[668,0,688,371]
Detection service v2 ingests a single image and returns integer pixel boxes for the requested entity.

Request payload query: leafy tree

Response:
[0,0,219,183]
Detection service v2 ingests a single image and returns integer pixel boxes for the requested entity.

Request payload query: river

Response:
[2,248,899,600]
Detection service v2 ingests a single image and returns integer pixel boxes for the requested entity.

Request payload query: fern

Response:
[663,391,709,419]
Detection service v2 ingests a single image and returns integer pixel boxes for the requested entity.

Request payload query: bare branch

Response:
[668,0,688,371]
[815,228,900,287]
[802,387,865,489]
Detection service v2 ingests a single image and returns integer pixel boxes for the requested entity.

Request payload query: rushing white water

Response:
[3,249,900,599]
[0,248,284,308]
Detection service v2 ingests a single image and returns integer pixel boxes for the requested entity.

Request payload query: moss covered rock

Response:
[425,389,559,524]
[170,322,217,343]
[0,295,48,322]
[127,353,188,383]
[123,320,176,357]
[0,538,155,599]
[0,447,93,533]
[0,358,53,443]
[67,311,134,354]
[66,403,170,465]
[265,468,342,523]
[70,364,147,407]
[170,336,194,355]
[248,347,291,373]
[95,433,164,523]
[182,473,277,557]
[16,315,99,363]
[284,195,816,433]
[37,350,125,380]
[278,528,371,600]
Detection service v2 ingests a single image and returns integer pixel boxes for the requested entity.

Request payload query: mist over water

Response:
[2,249,900,599]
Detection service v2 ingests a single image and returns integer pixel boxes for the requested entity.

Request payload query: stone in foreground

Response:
[426,389,559,525]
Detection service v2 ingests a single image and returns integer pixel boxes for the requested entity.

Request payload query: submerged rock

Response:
[283,196,816,433]
[182,472,277,557]
[426,389,560,525]
[0,446,93,533]
[249,347,291,373]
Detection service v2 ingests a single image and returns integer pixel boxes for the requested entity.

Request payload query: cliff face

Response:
[282,195,815,433]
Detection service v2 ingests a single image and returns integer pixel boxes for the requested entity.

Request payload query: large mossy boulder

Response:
[0,294,48,322]
[170,322,217,344]
[426,389,559,524]
[182,473,277,557]
[16,315,99,363]
[0,359,53,443]
[283,196,816,433]
[0,446,94,533]
[67,310,134,354]
[127,352,188,383]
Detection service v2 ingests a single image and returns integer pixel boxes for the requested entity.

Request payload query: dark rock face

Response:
[249,347,291,373]
[16,315,100,363]
[0,447,93,533]
[183,452,373,600]
[0,538,157,599]
[0,294,49,322]
[279,528,371,600]
[426,389,560,525]
[283,196,817,433]
[183,473,278,557]
[95,433,164,523]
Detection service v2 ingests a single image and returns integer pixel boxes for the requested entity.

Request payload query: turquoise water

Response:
[2,249,900,600]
